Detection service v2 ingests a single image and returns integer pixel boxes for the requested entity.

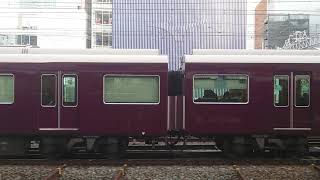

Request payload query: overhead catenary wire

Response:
[0,1,319,38]
[3,0,320,4]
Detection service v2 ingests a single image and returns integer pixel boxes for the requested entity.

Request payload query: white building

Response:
[246,0,260,49]
[90,0,112,48]
[0,0,87,48]
[268,0,320,38]
[248,0,320,49]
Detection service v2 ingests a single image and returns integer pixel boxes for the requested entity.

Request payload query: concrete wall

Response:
[255,0,267,49]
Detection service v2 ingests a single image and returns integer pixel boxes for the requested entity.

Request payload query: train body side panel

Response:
[0,63,39,134]
[184,62,320,136]
[78,63,168,136]
[0,62,168,137]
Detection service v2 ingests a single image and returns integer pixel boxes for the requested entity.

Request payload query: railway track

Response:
[2,154,320,180]
[1,152,320,166]
[1,141,320,179]
[8,159,320,180]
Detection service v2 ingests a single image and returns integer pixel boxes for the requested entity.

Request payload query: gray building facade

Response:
[113,0,247,71]
[264,14,310,49]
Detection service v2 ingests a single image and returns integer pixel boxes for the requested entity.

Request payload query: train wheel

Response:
[283,137,307,157]
[220,137,253,157]
[40,137,68,160]
[214,137,224,151]
[98,137,127,159]
[165,135,180,149]
[222,138,233,157]
[119,138,129,158]
[232,137,253,156]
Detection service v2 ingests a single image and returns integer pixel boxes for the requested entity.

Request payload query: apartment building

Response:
[90,0,112,48]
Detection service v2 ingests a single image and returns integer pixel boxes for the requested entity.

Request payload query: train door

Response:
[292,72,311,129]
[39,71,79,131]
[39,73,58,129]
[273,72,311,131]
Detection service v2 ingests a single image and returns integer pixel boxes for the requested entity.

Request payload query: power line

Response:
[5,0,320,4]
[0,22,319,30]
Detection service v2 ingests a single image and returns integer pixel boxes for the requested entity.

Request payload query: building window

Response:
[95,11,112,25]
[103,11,112,24]
[94,32,112,47]
[95,11,102,24]
[0,74,14,104]
[95,32,102,46]
[41,74,56,107]
[16,35,37,46]
[96,0,112,3]
[274,75,289,107]
[103,75,160,104]
[63,75,78,107]
[295,75,310,107]
[103,33,112,47]
[193,74,248,104]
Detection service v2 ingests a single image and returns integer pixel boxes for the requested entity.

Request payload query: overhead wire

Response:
[0,1,319,38]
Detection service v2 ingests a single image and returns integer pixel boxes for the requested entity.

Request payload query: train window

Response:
[274,75,289,107]
[41,74,56,107]
[193,74,248,104]
[103,75,160,104]
[0,74,14,104]
[63,75,78,107]
[295,75,310,107]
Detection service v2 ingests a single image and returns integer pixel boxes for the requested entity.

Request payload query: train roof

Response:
[0,48,160,55]
[192,49,320,56]
[0,54,168,63]
[185,55,320,64]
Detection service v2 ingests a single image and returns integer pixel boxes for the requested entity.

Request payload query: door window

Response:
[41,74,56,107]
[295,75,310,107]
[63,75,78,107]
[274,75,289,107]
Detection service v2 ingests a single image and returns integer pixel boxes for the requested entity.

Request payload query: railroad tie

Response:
[44,164,67,180]
[311,164,320,172]
[113,164,128,180]
[233,165,247,180]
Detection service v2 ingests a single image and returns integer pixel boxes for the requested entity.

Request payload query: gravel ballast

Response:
[0,165,319,180]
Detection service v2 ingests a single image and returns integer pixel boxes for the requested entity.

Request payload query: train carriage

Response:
[184,50,320,154]
[1,48,320,158]
[0,52,168,157]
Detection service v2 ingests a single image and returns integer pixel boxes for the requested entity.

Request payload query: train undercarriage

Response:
[0,133,315,159]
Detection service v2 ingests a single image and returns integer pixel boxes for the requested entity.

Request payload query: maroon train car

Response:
[184,50,320,154]
[0,53,168,157]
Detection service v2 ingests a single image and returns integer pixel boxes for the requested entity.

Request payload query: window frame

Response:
[41,74,57,107]
[294,75,310,108]
[62,74,78,108]
[0,73,14,105]
[273,75,289,108]
[103,74,161,105]
[102,11,112,25]
[192,74,249,105]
